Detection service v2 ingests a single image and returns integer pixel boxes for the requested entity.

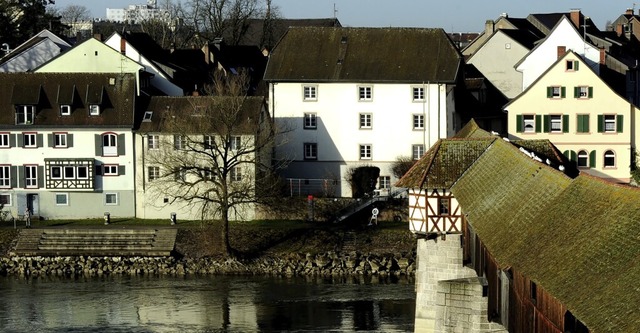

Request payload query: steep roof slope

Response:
[264,27,461,83]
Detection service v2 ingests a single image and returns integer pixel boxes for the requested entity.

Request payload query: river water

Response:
[0,274,415,332]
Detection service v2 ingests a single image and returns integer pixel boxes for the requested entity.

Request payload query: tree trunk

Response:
[221,206,232,257]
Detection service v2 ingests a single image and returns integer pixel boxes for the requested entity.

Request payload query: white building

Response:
[106,0,170,24]
[0,29,71,73]
[264,27,462,197]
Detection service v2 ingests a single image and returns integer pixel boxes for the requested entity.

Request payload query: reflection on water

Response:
[0,274,415,332]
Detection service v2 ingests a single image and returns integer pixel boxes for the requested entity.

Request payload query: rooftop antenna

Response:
[333,3,338,19]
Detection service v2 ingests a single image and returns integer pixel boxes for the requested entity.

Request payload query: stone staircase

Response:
[12,228,178,257]
[341,231,357,252]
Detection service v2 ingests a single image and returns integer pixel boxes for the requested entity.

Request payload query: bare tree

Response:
[391,156,416,179]
[143,71,285,256]
[185,0,262,45]
[59,4,90,38]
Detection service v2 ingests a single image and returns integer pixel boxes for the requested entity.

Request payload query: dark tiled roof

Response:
[138,96,266,134]
[452,118,492,138]
[0,37,46,64]
[0,72,136,128]
[500,29,541,49]
[223,18,342,48]
[264,27,461,83]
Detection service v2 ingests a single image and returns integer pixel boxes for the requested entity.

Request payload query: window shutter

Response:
[535,115,542,133]
[17,134,23,147]
[543,115,550,133]
[561,87,566,98]
[117,134,125,155]
[118,165,126,175]
[516,115,523,132]
[37,134,43,147]
[589,150,596,168]
[588,87,593,98]
[597,115,604,133]
[617,115,624,133]
[570,150,577,162]
[573,87,579,98]
[9,134,16,147]
[563,150,570,158]
[95,134,101,155]
[67,134,74,148]
[95,164,103,176]
[546,87,552,98]
[47,134,53,147]
[583,114,590,132]
[17,166,24,188]
[10,166,17,188]
[577,115,584,132]
[563,115,569,133]
[574,61,579,70]
[37,166,44,188]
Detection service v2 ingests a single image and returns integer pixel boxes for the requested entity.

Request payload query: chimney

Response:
[93,33,103,41]
[570,9,581,28]
[600,47,606,65]
[626,8,634,15]
[557,46,567,59]
[616,23,624,36]
[485,20,495,36]
[120,37,126,54]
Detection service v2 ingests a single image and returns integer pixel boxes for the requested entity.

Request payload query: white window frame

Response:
[359,144,372,160]
[412,144,425,160]
[143,111,153,122]
[379,176,390,189]
[412,87,425,101]
[55,193,69,206]
[16,105,35,125]
[174,135,186,150]
[604,150,616,168]
[54,132,67,148]
[358,86,372,101]
[50,166,62,180]
[0,193,11,206]
[303,85,317,101]
[523,115,535,133]
[77,166,89,179]
[60,105,71,116]
[25,165,37,188]
[89,104,100,116]
[23,133,36,148]
[0,166,10,188]
[604,115,616,133]
[578,86,589,98]
[63,166,75,179]
[147,135,159,150]
[551,86,562,98]
[304,143,317,160]
[0,133,9,148]
[203,135,214,149]
[105,193,118,205]
[303,113,317,129]
[359,113,372,129]
[230,136,241,150]
[550,115,562,133]
[230,166,242,182]
[103,165,118,176]
[148,166,160,181]
[577,150,588,168]
[413,114,424,130]
[102,133,117,156]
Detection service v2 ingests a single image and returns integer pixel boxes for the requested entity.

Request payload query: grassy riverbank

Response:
[0,219,416,259]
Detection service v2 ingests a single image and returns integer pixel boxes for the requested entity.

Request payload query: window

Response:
[175,167,187,182]
[413,114,424,130]
[54,133,67,148]
[577,114,590,133]
[438,198,450,215]
[25,165,37,188]
[547,86,565,98]
[23,133,36,148]
[103,165,118,176]
[77,166,88,179]
[105,193,118,205]
[359,144,372,159]
[304,113,317,129]
[203,167,214,180]
[604,115,617,133]
[143,111,153,121]
[577,150,588,168]
[566,60,579,71]
[63,166,75,179]
[55,193,69,206]
[60,105,71,116]
[359,113,372,129]
[147,135,159,149]
[304,143,317,160]
[303,86,317,101]
[575,86,593,98]
[0,193,11,206]
[0,166,10,188]
[89,105,100,116]
[230,136,241,150]
[379,176,390,189]
[174,135,185,150]
[604,150,616,167]
[16,105,35,124]
[148,166,160,181]
[550,115,562,133]
[358,86,372,101]
[102,133,117,156]
[50,166,62,179]
[203,135,214,149]
[230,166,242,182]
[0,133,9,148]
[523,115,535,133]
[412,87,424,101]
[412,144,425,160]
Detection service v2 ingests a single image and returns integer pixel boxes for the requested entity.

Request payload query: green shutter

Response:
[37,166,44,188]
[543,115,550,133]
[570,150,577,161]
[563,150,570,158]
[17,166,24,188]
[535,115,542,133]
[561,87,566,98]
[588,86,593,98]
[574,86,579,98]
[563,115,569,133]
[583,114,590,132]
[597,115,604,133]
[117,134,125,155]
[67,134,74,148]
[617,115,624,133]
[516,115,523,132]
[95,134,101,155]
[574,61,579,70]
[47,134,53,147]
[547,87,552,98]
[589,150,596,168]
[577,115,584,132]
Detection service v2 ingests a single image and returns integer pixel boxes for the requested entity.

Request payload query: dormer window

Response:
[60,105,71,116]
[143,111,153,122]
[16,105,35,125]
[89,105,100,116]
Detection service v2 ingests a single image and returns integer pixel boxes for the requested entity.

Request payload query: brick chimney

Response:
[616,23,624,36]
[570,9,581,28]
[600,47,606,65]
[627,8,634,15]
[557,46,567,59]
[120,37,126,54]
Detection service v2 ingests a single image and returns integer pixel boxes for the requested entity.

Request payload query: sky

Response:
[51,0,640,33]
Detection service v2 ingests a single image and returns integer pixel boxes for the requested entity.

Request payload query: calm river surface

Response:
[0,274,415,332]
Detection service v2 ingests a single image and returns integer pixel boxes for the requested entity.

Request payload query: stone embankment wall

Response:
[0,251,415,277]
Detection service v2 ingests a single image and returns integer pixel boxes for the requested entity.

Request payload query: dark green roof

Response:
[452,119,493,138]
[264,27,461,83]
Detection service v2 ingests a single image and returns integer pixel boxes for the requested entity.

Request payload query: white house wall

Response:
[0,39,62,73]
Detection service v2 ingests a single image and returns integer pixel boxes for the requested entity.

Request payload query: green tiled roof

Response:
[264,27,461,83]
[452,119,493,138]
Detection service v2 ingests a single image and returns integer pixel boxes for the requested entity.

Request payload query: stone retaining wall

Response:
[0,251,416,278]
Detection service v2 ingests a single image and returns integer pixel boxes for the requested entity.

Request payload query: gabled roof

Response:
[0,72,136,128]
[0,29,71,67]
[264,27,461,83]
[452,118,492,138]
[222,18,342,48]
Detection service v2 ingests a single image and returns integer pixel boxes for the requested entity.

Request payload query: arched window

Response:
[102,133,117,156]
[577,150,588,168]
[604,150,615,168]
